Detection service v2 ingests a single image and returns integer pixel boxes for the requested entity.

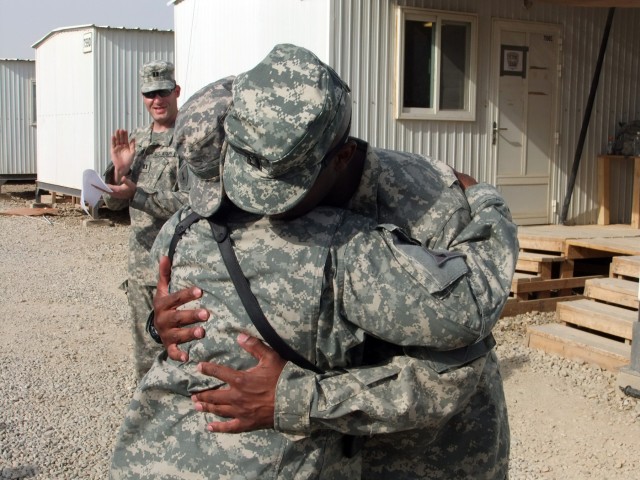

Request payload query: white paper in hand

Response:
[81,169,112,214]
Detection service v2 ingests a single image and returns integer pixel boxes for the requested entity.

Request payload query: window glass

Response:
[439,21,470,111]
[396,8,477,121]
[403,20,434,109]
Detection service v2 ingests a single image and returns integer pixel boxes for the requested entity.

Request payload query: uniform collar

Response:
[345,139,379,220]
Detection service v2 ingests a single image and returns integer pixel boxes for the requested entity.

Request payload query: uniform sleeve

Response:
[101,163,129,211]
[343,227,477,350]
[446,182,519,337]
[130,163,189,221]
[274,182,518,435]
[343,182,518,349]
[275,353,486,435]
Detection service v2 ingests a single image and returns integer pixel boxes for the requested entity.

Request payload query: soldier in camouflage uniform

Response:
[102,60,189,379]
[109,69,515,478]
[152,44,518,479]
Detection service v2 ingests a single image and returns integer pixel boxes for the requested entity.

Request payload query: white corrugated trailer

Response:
[171,0,640,226]
[32,25,174,199]
[0,59,37,188]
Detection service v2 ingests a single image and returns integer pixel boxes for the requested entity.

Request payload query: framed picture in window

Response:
[500,45,528,78]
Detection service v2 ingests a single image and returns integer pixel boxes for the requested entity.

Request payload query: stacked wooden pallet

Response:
[502,247,600,317]
[526,255,640,372]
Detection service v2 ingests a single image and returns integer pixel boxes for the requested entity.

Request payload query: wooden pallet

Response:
[503,295,584,317]
[526,254,639,372]
[527,323,632,372]
[518,225,640,259]
[584,277,640,309]
[516,251,569,279]
[504,248,584,315]
[511,274,601,301]
[503,227,640,317]
[557,299,635,343]
[610,255,640,280]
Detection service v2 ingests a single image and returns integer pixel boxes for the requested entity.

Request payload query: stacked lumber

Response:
[502,247,598,317]
[526,255,639,372]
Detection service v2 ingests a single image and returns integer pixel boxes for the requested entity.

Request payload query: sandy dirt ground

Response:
[0,182,638,479]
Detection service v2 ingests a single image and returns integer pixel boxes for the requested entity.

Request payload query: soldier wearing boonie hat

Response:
[172,76,235,217]
[148,43,518,480]
[140,60,176,93]
[114,63,512,476]
[223,43,352,216]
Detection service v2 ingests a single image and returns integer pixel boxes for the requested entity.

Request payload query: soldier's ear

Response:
[333,140,357,172]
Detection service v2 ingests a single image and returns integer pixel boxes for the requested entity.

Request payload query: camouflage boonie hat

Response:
[140,60,176,93]
[223,43,352,215]
[173,76,235,217]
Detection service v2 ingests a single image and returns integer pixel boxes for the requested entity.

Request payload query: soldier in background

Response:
[102,60,189,379]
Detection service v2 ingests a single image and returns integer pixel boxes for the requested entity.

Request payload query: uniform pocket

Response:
[319,362,402,408]
[136,152,176,190]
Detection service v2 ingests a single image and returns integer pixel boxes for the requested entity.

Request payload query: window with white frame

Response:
[395,7,477,121]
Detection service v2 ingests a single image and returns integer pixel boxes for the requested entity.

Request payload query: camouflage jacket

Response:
[102,124,189,284]
[273,143,518,479]
[110,200,495,479]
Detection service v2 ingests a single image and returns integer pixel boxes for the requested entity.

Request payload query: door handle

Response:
[492,121,508,145]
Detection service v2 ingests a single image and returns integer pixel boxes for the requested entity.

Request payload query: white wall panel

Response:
[174,0,331,103]
[332,0,640,225]
[35,27,95,190]
[0,59,36,176]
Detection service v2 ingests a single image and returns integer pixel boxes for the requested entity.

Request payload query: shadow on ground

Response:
[496,353,531,382]
[93,205,131,226]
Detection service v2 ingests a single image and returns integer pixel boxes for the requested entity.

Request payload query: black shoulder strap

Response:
[206,216,325,375]
[148,211,205,345]
[168,211,203,262]
[167,207,360,457]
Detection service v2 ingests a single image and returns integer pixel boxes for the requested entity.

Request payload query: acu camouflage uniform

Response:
[111,45,518,478]
[275,146,515,480]
[220,45,519,480]
[110,200,496,479]
[103,62,189,378]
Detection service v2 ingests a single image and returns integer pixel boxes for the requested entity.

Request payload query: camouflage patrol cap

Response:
[173,76,235,216]
[222,43,352,215]
[140,60,176,93]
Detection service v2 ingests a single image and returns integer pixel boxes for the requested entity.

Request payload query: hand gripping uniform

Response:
[109,200,497,479]
[103,125,189,378]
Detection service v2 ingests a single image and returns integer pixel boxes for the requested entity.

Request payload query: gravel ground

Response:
[0,182,638,479]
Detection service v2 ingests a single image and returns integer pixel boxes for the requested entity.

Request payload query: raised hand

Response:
[111,129,136,179]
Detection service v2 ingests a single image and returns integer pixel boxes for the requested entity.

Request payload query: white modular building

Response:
[0,59,37,184]
[32,25,174,197]
[172,0,640,226]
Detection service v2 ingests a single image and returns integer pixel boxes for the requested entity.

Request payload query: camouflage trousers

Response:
[123,279,163,380]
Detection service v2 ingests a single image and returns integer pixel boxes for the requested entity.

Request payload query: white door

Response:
[490,20,561,225]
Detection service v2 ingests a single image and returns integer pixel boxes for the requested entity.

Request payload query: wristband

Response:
[146,310,163,344]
